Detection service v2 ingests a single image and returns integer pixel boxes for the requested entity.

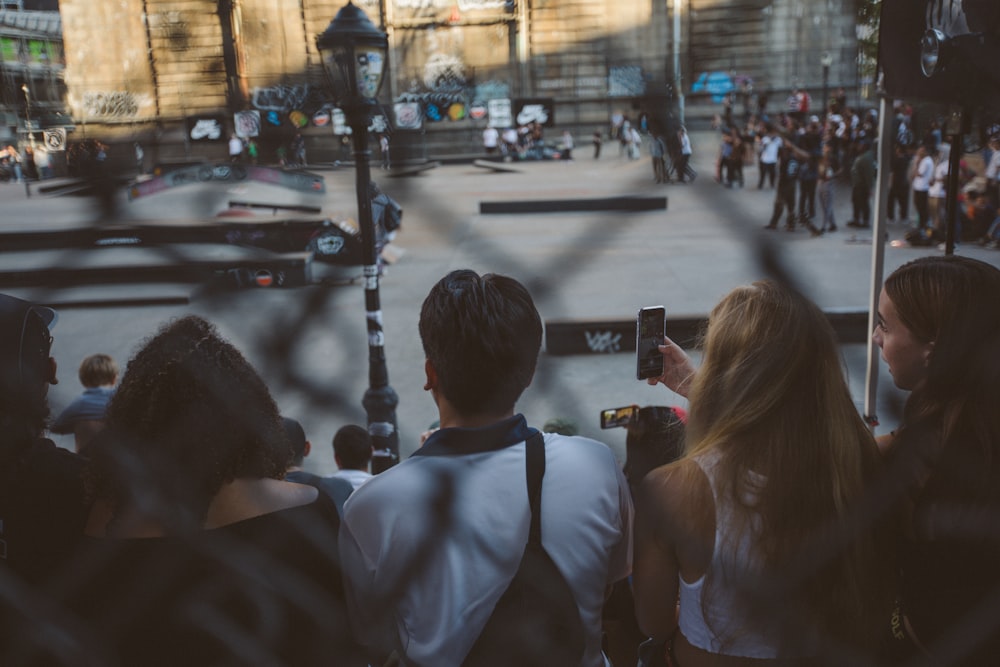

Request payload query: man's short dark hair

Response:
[333,424,372,470]
[419,269,542,416]
[282,416,308,466]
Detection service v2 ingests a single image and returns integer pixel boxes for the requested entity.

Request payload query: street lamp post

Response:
[21,83,35,150]
[20,84,33,196]
[317,3,400,472]
[820,52,833,120]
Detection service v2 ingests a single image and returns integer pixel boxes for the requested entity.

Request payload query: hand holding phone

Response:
[636,306,666,381]
[646,336,697,398]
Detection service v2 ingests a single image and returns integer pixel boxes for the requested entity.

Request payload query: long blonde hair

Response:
[685,281,891,656]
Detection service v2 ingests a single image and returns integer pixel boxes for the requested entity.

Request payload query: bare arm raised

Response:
[645,336,697,398]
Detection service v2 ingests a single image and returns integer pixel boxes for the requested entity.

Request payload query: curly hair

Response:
[86,315,290,529]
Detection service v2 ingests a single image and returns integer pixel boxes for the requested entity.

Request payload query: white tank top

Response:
[676,451,781,658]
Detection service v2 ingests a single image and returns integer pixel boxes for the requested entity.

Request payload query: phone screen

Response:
[636,306,666,380]
[600,405,639,429]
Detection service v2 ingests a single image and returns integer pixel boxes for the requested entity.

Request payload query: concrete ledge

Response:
[0,253,312,290]
[545,308,871,356]
[41,295,191,309]
[481,196,667,215]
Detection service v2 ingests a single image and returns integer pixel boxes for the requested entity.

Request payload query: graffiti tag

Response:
[251,84,312,113]
[585,331,622,353]
[423,53,467,91]
[82,91,139,118]
[609,65,646,97]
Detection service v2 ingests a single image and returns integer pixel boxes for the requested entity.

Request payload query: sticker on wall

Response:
[312,109,331,127]
[469,103,487,120]
[266,111,282,126]
[487,98,512,128]
[332,109,352,136]
[289,110,309,128]
[394,102,422,130]
[44,128,66,151]
[234,110,261,138]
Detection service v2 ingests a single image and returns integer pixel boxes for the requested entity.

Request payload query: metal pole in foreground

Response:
[349,106,399,471]
[862,95,894,431]
[317,2,399,471]
[820,53,832,120]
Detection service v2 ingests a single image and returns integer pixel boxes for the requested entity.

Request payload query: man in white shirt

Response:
[985,135,1000,209]
[482,126,499,155]
[911,145,936,230]
[340,269,632,667]
[228,134,244,163]
[332,424,373,491]
[758,125,782,189]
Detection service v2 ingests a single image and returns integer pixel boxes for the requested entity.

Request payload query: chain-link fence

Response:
[1,112,999,665]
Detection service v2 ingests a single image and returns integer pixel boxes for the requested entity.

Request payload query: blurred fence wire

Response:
[4,132,998,667]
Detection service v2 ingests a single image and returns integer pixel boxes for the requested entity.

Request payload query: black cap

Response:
[0,294,57,396]
[0,294,56,332]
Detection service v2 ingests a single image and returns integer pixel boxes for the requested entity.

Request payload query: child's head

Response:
[78,353,118,388]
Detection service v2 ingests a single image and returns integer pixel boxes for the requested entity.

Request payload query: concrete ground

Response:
[2,130,997,473]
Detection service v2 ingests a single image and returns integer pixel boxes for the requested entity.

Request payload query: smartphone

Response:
[636,305,666,380]
[600,405,639,429]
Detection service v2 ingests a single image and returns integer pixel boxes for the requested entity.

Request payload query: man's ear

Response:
[424,359,437,392]
[303,440,312,458]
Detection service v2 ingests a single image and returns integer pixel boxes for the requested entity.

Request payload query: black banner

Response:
[879,0,1000,106]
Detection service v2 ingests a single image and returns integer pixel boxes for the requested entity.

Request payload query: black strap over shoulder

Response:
[525,431,544,545]
[463,430,586,667]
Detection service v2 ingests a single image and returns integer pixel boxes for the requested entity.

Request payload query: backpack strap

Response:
[525,431,544,546]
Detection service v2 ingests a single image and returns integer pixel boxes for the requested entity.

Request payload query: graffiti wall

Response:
[391,22,513,127]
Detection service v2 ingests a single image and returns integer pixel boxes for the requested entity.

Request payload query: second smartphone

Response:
[636,305,666,380]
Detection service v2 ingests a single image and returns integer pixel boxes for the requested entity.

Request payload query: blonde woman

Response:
[634,280,892,665]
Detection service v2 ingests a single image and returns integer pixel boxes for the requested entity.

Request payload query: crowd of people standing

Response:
[705,89,1000,249]
[2,243,999,664]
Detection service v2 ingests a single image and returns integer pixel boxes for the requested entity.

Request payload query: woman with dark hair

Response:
[874,256,1000,664]
[67,315,360,665]
[634,281,893,665]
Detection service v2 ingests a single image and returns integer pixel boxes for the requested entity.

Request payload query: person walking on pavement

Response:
[676,126,694,183]
[847,139,876,228]
[228,134,244,164]
[765,140,809,231]
[650,134,667,183]
[911,144,936,230]
[812,144,842,235]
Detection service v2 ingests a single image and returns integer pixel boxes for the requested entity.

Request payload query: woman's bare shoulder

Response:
[640,459,714,531]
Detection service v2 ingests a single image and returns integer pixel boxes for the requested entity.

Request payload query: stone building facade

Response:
[57,0,860,163]
[0,9,66,146]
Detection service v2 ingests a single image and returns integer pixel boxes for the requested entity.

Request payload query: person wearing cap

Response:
[0,294,89,584]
